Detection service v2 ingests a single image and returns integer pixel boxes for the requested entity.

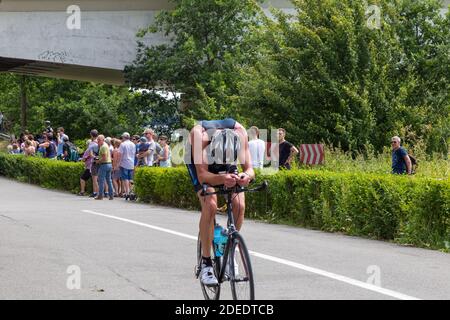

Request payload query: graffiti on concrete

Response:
[38,50,73,63]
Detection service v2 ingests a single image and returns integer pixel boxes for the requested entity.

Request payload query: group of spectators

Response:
[6,123,77,160]
[5,120,411,202]
[6,121,172,200]
[78,128,171,200]
[6,124,300,171]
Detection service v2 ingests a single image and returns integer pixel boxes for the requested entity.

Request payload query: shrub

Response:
[0,153,89,193]
[133,166,449,251]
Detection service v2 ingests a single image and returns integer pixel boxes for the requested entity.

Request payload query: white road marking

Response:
[81,209,420,300]
[82,210,197,241]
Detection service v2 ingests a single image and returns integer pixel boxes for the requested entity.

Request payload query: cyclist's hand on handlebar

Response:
[237,172,252,187]
[224,173,239,188]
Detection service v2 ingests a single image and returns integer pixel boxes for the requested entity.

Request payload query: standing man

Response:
[275,128,299,170]
[87,130,100,197]
[44,121,53,134]
[391,136,412,175]
[142,128,157,166]
[95,135,114,200]
[79,140,92,196]
[248,126,266,169]
[56,127,68,159]
[117,132,136,197]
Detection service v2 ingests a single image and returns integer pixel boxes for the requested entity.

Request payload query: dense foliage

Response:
[1,0,448,156]
[0,75,180,139]
[126,0,449,155]
[125,0,264,127]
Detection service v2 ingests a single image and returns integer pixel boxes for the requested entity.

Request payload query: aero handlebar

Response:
[201,180,268,196]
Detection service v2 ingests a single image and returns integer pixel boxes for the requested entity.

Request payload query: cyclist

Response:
[186,119,255,286]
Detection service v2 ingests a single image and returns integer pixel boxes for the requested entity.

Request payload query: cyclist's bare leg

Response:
[232,192,245,231]
[198,188,217,258]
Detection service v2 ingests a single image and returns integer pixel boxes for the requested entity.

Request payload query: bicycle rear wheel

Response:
[229,233,255,300]
[197,236,221,300]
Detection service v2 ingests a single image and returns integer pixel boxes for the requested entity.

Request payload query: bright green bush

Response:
[133,166,449,251]
[0,153,89,193]
[1,153,448,250]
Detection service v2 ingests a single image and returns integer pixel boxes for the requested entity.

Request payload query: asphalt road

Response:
[1,177,449,300]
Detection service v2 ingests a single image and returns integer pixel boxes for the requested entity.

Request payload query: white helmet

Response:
[208,129,241,165]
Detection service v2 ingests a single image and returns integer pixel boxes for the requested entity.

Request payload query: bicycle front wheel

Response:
[229,233,255,300]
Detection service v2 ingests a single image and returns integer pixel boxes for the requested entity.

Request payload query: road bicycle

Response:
[195,180,268,300]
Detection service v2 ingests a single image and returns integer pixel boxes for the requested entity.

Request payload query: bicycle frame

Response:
[216,191,238,284]
[199,181,267,285]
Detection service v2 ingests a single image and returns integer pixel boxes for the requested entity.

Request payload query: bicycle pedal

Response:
[204,282,219,288]
[194,265,200,278]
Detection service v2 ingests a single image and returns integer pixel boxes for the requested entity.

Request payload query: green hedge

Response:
[0,153,89,193]
[1,153,449,250]
[134,166,449,251]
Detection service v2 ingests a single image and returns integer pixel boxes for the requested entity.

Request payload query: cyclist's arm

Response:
[235,123,255,182]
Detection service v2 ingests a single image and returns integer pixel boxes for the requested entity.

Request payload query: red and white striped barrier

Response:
[299,144,325,165]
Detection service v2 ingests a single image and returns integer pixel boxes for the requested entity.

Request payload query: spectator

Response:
[24,140,35,156]
[137,136,150,167]
[39,133,57,159]
[152,133,162,166]
[105,137,114,154]
[8,140,21,154]
[142,129,157,166]
[56,127,68,159]
[44,121,53,134]
[157,135,171,167]
[111,138,122,197]
[78,139,93,196]
[20,134,28,151]
[28,135,39,151]
[248,126,265,169]
[118,132,136,197]
[131,135,140,167]
[95,135,114,200]
[87,130,100,197]
[12,143,21,154]
[276,128,299,170]
[61,136,78,161]
[391,136,412,175]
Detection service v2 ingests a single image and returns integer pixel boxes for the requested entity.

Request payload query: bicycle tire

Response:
[197,235,221,300]
[229,233,255,300]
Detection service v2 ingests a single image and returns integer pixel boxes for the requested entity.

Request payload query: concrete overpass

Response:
[0,0,293,85]
[0,0,448,86]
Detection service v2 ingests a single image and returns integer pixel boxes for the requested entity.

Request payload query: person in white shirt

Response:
[248,126,266,169]
[117,132,137,197]
[141,128,157,166]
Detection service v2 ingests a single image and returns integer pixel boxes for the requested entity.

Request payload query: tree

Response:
[125,0,264,127]
[236,0,449,154]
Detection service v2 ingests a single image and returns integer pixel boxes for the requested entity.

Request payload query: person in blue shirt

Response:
[391,136,412,175]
